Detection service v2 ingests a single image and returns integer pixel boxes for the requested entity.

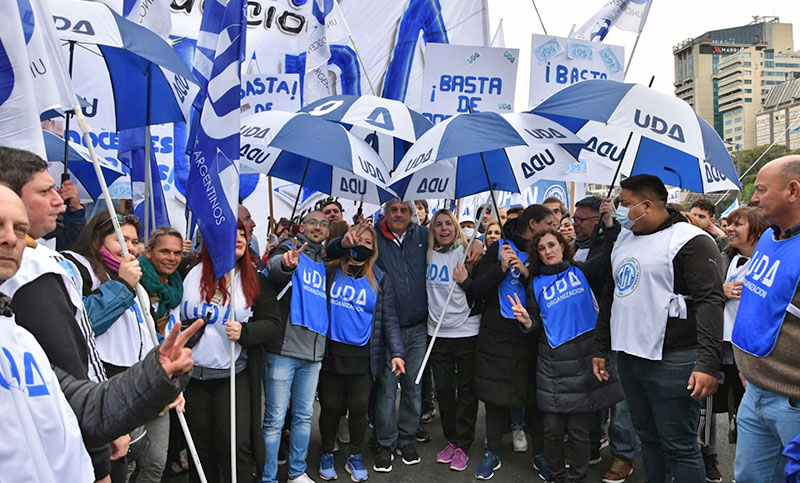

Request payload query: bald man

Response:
[731,156,800,483]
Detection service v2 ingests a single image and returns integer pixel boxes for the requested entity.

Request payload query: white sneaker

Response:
[289,473,316,483]
[512,429,528,453]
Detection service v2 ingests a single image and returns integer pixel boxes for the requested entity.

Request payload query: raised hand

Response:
[600,198,614,227]
[506,293,532,329]
[56,179,82,211]
[159,319,205,378]
[342,222,369,249]
[453,261,469,283]
[509,255,530,279]
[500,244,515,272]
[281,238,307,270]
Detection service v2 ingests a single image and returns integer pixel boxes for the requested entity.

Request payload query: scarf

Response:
[433,238,461,253]
[575,238,591,250]
[138,255,184,319]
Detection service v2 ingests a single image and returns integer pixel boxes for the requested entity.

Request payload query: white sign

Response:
[240,73,301,116]
[419,43,519,124]
[529,34,624,107]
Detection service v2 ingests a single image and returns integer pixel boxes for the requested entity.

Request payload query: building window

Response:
[743,62,751,66]
[688,56,694,76]
[745,98,752,103]
[735,127,742,132]
[765,61,775,68]
[745,88,752,93]
[735,135,742,140]
[745,79,752,84]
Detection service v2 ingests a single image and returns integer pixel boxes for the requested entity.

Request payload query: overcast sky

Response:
[488,0,800,108]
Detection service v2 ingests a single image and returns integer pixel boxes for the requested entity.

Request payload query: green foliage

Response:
[725,144,800,207]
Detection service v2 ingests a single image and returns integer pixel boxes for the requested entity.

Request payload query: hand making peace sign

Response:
[281,238,308,270]
[341,221,369,249]
[506,293,533,329]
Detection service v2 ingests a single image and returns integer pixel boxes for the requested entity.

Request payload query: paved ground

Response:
[166,399,735,482]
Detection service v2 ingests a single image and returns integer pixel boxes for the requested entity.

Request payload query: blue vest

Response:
[290,253,329,336]
[497,240,529,319]
[732,228,800,357]
[329,270,377,346]
[533,265,597,348]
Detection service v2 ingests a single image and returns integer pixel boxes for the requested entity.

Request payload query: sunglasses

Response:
[100,213,140,228]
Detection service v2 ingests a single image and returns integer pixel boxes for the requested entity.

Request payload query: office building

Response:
[756,77,800,149]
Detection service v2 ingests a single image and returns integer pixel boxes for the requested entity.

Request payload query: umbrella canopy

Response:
[391,111,584,200]
[43,130,125,200]
[48,0,199,130]
[532,79,740,193]
[239,111,395,205]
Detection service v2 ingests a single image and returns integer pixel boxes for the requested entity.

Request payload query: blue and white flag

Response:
[572,0,652,42]
[721,198,739,218]
[187,0,245,279]
[119,128,171,236]
[304,0,352,103]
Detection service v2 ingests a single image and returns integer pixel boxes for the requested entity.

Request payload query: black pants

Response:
[184,371,254,483]
[318,371,371,455]
[431,336,478,451]
[485,402,512,452]
[543,412,591,482]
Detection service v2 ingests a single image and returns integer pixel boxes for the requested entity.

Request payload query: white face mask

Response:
[461,228,475,239]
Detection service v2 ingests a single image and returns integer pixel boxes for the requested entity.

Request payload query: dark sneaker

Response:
[318,453,337,481]
[421,407,437,424]
[703,453,722,483]
[602,456,634,483]
[475,451,501,480]
[396,444,421,465]
[372,448,393,473]
[590,447,602,465]
[533,453,548,480]
[415,428,432,443]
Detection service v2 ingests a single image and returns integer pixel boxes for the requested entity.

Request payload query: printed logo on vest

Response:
[615,258,640,297]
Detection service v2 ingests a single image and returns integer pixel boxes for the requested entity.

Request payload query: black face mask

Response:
[349,245,374,262]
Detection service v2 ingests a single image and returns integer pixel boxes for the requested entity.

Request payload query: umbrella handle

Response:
[288,159,310,223]
[606,130,634,199]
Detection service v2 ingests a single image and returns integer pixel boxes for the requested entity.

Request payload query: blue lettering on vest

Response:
[534,266,596,348]
[497,240,529,319]
[290,253,329,335]
[329,270,376,346]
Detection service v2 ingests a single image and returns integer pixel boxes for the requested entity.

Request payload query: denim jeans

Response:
[609,352,638,462]
[616,349,705,483]
[735,383,800,483]
[375,323,427,449]
[261,354,322,482]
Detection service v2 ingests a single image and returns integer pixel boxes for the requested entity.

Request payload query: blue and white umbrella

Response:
[49,0,199,130]
[532,79,740,193]
[239,111,395,209]
[43,130,125,200]
[391,111,584,200]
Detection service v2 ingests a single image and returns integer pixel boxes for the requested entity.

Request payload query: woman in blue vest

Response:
[317,224,405,482]
[509,223,623,483]
[174,221,278,483]
[426,209,481,472]
[471,204,557,480]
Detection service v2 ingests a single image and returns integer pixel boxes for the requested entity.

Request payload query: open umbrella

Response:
[532,79,740,193]
[239,111,395,218]
[43,130,125,201]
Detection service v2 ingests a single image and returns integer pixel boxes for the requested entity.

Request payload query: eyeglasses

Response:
[100,213,139,228]
[572,215,599,224]
[304,218,329,228]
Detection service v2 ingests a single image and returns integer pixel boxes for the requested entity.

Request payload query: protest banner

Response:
[529,34,624,107]
[418,43,519,124]
[240,73,301,116]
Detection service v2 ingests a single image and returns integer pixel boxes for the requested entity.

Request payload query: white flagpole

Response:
[416,196,493,384]
[144,125,153,243]
[624,31,642,78]
[228,268,237,483]
[73,108,209,483]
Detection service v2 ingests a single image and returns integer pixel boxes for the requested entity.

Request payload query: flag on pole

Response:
[0,0,46,157]
[187,0,245,279]
[119,128,171,235]
[122,0,172,39]
[572,0,652,42]
[491,19,505,48]
[721,198,740,218]
[18,0,76,116]
[304,0,351,104]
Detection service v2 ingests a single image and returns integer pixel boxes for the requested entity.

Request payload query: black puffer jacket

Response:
[472,218,531,408]
[525,224,623,414]
[57,347,189,446]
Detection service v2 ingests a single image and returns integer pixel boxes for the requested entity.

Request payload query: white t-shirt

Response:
[426,247,480,338]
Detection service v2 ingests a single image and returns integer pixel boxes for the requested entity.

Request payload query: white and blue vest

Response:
[497,240,529,320]
[329,269,377,346]
[0,313,94,482]
[723,254,751,342]
[66,252,153,368]
[290,253,329,336]
[733,229,800,357]
[172,263,254,369]
[533,265,597,348]
[4,245,106,382]
[610,223,709,360]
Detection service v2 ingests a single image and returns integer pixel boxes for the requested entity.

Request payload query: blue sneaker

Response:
[475,451,501,480]
[319,453,337,480]
[345,454,368,482]
[533,453,548,480]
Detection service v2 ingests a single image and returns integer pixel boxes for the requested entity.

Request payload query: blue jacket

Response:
[328,220,428,328]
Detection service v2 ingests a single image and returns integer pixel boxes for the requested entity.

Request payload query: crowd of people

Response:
[1,144,800,483]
